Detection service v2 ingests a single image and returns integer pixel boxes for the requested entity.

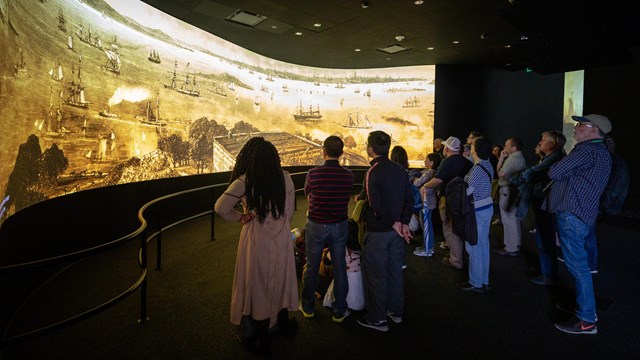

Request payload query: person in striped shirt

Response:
[458,137,494,293]
[300,135,354,323]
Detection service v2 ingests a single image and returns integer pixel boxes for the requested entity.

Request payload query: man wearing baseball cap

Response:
[545,114,612,334]
[421,136,473,270]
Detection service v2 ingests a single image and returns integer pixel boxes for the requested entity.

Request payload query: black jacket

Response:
[364,156,413,232]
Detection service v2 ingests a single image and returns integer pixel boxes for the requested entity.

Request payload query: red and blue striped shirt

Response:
[305,160,354,223]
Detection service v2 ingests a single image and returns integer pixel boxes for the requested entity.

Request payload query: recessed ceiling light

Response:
[271,25,278,29]
[395,35,405,41]
[386,58,391,60]
[504,44,512,48]
[295,32,303,36]
[354,48,361,52]
[414,0,424,4]
[452,40,460,44]
[313,23,322,27]
[427,47,435,50]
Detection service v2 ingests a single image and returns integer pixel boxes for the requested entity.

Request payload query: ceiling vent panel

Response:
[377,44,411,54]
[226,9,267,27]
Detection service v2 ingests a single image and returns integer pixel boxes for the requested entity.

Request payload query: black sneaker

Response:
[457,281,489,293]
[386,310,402,324]
[554,316,597,335]
[357,316,389,332]
[332,309,350,323]
[529,275,554,286]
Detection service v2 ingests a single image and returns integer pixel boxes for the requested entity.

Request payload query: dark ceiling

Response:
[140,0,640,74]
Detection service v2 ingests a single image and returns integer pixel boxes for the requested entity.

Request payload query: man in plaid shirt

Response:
[545,114,612,335]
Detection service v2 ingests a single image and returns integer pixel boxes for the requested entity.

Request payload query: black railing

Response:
[0,168,366,349]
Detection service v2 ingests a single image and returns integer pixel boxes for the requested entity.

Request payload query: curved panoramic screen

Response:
[0,0,435,223]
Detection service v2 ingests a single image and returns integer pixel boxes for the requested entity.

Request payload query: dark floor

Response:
[2,197,640,360]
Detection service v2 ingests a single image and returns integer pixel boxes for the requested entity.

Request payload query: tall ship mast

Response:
[402,96,421,108]
[148,49,161,64]
[163,61,200,97]
[57,10,67,32]
[138,91,167,126]
[75,25,102,49]
[293,100,322,122]
[341,112,372,129]
[62,57,89,108]
[14,48,29,78]
[103,48,121,75]
[49,59,63,81]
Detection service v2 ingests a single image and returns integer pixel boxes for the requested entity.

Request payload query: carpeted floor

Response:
[2,196,640,359]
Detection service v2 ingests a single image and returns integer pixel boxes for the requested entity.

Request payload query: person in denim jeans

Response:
[300,136,354,323]
[458,137,494,293]
[545,114,612,335]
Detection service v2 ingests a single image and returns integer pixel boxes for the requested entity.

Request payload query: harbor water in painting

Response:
[0,0,435,223]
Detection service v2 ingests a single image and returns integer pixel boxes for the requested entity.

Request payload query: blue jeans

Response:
[466,206,492,287]
[586,223,597,272]
[532,200,557,276]
[421,207,434,252]
[556,211,597,323]
[301,220,349,314]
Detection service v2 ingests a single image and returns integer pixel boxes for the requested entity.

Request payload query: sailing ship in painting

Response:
[227,82,235,91]
[137,91,167,126]
[148,49,161,64]
[62,58,89,108]
[208,82,227,97]
[341,112,372,129]
[49,60,63,81]
[164,61,200,97]
[293,101,322,122]
[75,25,102,49]
[57,9,67,32]
[102,48,121,74]
[37,91,70,137]
[402,96,421,108]
[98,107,118,118]
[14,48,29,78]
[67,34,74,51]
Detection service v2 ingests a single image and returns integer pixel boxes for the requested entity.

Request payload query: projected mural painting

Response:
[0,0,435,223]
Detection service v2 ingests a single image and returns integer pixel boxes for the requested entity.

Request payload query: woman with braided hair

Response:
[215,137,298,354]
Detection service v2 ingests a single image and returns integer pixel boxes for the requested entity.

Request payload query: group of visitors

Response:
[213,113,615,354]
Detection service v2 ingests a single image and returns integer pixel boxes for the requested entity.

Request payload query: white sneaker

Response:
[413,249,433,257]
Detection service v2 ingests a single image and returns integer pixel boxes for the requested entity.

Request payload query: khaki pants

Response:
[499,187,521,252]
[439,197,463,268]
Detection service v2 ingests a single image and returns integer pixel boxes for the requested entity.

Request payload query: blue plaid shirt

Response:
[544,139,611,224]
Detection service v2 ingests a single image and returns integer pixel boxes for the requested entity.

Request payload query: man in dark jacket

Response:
[357,131,413,332]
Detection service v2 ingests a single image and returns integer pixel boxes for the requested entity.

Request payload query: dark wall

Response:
[435,64,564,165]
[582,46,640,211]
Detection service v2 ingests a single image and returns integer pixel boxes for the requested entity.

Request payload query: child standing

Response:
[412,153,441,257]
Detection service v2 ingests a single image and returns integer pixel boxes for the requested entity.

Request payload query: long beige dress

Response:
[214,171,299,328]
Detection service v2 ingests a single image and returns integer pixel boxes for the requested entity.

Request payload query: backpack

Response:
[444,176,478,244]
[410,182,422,213]
[600,153,630,215]
[444,176,473,219]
